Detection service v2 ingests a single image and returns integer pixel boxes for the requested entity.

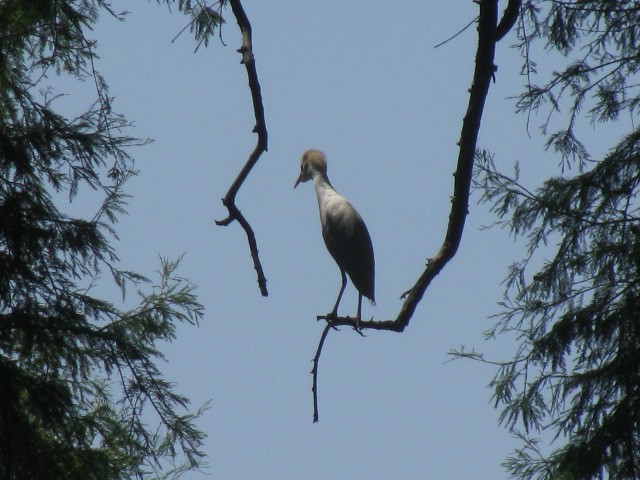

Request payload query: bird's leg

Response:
[330,270,347,318]
[356,292,363,330]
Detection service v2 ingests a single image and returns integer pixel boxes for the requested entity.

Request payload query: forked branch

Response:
[312,0,521,422]
[215,0,269,296]
[315,0,505,338]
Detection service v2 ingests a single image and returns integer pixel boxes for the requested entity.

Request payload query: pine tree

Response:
[463,1,640,479]
[0,2,215,478]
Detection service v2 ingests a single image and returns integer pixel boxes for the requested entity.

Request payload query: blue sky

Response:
[58,1,578,478]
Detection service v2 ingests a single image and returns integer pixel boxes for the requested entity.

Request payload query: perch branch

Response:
[325,0,499,332]
[311,0,511,420]
[215,0,269,296]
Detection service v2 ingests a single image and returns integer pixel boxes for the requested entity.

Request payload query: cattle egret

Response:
[295,149,375,321]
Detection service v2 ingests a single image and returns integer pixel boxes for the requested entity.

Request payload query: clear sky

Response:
[60,1,572,478]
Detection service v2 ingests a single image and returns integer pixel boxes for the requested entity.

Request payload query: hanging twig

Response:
[311,322,333,423]
[215,0,269,296]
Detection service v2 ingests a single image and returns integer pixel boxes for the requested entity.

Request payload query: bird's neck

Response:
[312,173,338,203]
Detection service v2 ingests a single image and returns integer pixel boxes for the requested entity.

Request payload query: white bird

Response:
[295,149,375,320]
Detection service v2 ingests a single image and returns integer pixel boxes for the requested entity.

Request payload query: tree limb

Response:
[215,0,269,296]
[399,0,498,319]
[496,0,521,42]
[328,0,500,332]
[311,0,509,420]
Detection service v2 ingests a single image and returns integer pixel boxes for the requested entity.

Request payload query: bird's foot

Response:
[352,316,366,336]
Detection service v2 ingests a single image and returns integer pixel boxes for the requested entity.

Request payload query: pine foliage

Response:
[464,2,640,479]
[0,1,215,478]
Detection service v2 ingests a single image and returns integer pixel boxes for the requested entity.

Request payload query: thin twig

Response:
[311,323,332,423]
[215,0,269,296]
[519,9,534,137]
[217,0,227,46]
[434,15,478,48]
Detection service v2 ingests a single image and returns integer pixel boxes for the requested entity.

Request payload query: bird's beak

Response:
[294,172,302,189]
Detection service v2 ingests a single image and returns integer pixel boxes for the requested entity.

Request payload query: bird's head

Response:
[294,149,327,188]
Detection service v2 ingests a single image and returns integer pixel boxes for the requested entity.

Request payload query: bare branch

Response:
[311,323,333,423]
[309,0,512,420]
[215,0,269,296]
[395,0,499,325]
[323,0,501,334]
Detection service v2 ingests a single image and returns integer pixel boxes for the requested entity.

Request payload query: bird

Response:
[294,149,375,321]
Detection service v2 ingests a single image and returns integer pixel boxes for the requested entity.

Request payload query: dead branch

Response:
[311,0,516,421]
[215,0,269,297]
[320,0,502,333]
[311,323,333,423]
